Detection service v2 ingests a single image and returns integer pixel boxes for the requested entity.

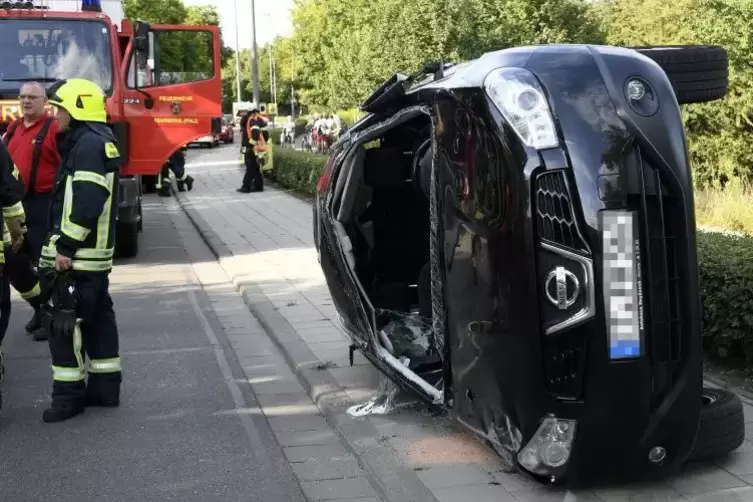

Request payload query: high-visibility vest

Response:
[248,125,268,159]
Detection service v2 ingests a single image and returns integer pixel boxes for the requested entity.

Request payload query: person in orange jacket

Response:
[237,109,268,193]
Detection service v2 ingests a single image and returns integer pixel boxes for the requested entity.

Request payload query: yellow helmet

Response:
[47,78,107,123]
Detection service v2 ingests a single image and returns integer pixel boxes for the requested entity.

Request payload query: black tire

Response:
[688,388,745,461]
[116,222,139,258]
[631,45,729,104]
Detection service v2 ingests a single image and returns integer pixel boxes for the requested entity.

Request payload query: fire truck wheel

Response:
[116,222,139,258]
[631,45,729,104]
[688,388,745,462]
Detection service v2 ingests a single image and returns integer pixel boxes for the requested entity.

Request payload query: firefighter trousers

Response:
[0,244,42,343]
[156,163,191,194]
[4,244,42,309]
[46,273,121,404]
[0,276,9,346]
[22,193,52,265]
[242,150,263,191]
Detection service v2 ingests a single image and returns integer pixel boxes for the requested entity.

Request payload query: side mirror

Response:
[134,21,151,53]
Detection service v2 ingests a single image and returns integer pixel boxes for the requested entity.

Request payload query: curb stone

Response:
[174,191,440,502]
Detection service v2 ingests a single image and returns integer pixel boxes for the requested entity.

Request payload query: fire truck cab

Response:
[0,0,223,258]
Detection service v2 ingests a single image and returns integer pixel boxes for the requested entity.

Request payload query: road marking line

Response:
[185,159,242,168]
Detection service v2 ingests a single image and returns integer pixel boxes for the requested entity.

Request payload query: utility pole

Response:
[268,44,274,104]
[290,48,296,120]
[249,0,260,105]
[272,59,277,106]
[233,0,242,102]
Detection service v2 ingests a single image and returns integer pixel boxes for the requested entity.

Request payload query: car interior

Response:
[331,113,443,388]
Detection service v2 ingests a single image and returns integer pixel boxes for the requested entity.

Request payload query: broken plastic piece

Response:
[346,376,401,417]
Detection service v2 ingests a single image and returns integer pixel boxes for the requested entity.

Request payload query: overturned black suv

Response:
[313,43,743,486]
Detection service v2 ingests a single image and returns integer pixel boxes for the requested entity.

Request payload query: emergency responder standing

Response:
[237,109,268,193]
[38,78,122,422]
[0,141,28,393]
[3,81,61,340]
[156,147,194,197]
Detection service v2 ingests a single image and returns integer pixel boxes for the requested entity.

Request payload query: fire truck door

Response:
[121,24,222,175]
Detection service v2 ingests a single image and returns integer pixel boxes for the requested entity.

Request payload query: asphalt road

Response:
[0,196,307,501]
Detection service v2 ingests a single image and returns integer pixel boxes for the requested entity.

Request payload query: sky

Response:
[183,0,294,49]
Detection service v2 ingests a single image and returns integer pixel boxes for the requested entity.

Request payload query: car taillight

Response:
[316,156,336,193]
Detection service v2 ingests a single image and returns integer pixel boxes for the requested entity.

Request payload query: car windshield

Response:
[0,19,112,94]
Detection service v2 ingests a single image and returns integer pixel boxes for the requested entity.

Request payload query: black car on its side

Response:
[312,43,744,486]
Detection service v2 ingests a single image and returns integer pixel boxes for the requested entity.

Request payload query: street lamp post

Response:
[233,0,242,103]
[290,48,296,120]
[249,0,261,105]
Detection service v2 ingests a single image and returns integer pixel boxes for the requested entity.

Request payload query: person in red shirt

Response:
[2,81,61,341]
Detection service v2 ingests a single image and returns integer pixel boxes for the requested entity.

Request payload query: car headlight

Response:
[517,416,577,477]
[483,67,560,150]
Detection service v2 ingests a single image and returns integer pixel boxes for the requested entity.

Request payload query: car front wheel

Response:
[688,388,745,461]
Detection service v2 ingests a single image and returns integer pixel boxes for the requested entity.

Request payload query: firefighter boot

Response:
[26,307,49,341]
[177,175,194,192]
[42,398,85,423]
[158,182,172,197]
[42,382,86,423]
[85,377,120,407]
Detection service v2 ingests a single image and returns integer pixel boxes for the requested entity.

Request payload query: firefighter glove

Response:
[41,273,79,338]
[43,307,77,339]
[6,215,26,245]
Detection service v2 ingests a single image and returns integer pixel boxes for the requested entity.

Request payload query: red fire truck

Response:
[0,0,222,257]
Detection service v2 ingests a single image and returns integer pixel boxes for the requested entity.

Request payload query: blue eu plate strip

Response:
[610,340,641,359]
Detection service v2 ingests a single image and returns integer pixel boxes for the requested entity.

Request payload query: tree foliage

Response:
[287,0,605,109]
[123,0,233,82]
[603,0,753,187]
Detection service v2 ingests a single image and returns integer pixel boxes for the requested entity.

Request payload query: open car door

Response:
[121,22,222,175]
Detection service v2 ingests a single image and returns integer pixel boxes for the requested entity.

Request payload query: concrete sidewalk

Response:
[178,144,753,502]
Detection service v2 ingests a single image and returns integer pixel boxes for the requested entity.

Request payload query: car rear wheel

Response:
[631,45,729,104]
[688,388,745,461]
[116,222,139,258]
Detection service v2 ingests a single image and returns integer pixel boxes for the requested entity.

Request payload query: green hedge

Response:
[268,146,753,366]
[698,231,753,365]
[269,127,283,145]
[268,145,328,195]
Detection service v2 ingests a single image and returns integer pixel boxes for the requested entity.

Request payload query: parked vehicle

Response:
[313,43,742,486]
[220,117,234,144]
[0,0,223,258]
[190,133,220,148]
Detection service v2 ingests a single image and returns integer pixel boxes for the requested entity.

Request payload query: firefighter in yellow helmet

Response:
[38,78,122,422]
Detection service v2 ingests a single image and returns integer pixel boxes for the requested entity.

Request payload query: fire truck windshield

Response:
[0,19,112,95]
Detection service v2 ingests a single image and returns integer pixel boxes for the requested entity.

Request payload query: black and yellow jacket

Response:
[40,123,122,273]
[0,140,26,259]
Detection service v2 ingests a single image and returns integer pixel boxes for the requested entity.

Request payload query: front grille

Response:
[535,170,588,252]
[629,146,684,406]
[543,329,587,400]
